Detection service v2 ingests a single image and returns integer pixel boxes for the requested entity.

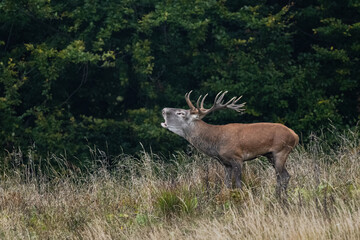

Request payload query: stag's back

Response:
[216,122,299,161]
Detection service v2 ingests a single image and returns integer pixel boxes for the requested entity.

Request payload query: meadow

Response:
[0,130,359,239]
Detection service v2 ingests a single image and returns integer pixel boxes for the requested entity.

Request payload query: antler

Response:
[185,90,196,112]
[184,90,246,119]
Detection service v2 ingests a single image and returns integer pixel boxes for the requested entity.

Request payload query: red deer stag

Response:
[161,91,299,196]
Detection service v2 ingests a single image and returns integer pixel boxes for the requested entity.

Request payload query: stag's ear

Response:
[191,113,200,120]
[188,110,198,118]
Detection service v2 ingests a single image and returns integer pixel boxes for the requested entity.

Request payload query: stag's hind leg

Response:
[224,165,233,188]
[272,151,291,199]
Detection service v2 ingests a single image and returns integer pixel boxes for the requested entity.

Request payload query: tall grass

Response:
[0,130,359,239]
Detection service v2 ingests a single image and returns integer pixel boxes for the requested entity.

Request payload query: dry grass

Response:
[0,130,359,239]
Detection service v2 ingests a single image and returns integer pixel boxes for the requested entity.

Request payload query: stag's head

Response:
[161,90,245,137]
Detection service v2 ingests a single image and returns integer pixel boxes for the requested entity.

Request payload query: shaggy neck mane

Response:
[184,120,222,157]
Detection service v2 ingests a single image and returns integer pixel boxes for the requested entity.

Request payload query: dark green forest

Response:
[1,0,359,163]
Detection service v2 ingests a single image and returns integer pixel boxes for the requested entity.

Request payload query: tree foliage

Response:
[0,0,359,162]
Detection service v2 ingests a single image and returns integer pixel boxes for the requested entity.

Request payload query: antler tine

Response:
[226,95,246,112]
[224,96,237,106]
[185,90,196,110]
[200,93,208,109]
[228,104,246,112]
[232,96,243,104]
[184,90,192,99]
[213,91,223,104]
[215,91,228,105]
[196,95,203,109]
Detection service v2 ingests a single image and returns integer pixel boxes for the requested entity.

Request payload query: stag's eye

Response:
[176,112,185,116]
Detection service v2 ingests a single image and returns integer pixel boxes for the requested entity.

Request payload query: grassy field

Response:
[0,130,359,239]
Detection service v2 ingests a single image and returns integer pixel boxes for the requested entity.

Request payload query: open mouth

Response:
[161,110,168,128]
[161,116,168,128]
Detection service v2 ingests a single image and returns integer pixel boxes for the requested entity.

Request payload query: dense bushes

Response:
[0,0,359,163]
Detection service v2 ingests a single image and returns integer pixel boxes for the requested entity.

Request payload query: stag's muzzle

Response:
[161,108,168,128]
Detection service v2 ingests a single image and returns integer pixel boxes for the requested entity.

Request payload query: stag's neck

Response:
[184,120,222,157]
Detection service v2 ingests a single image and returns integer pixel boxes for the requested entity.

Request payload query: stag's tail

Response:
[290,130,299,148]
